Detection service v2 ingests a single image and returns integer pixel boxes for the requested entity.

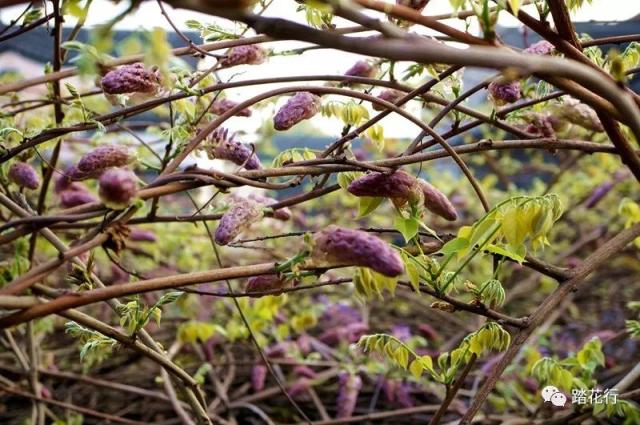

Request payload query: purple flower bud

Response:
[381,378,397,403]
[288,378,311,400]
[77,145,134,177]
[311,225,404,277]
[344,60,379,79]
[293,365,318,380]
[59,188,98,208]
[210,98,252,117]
[347,171,421,207]
[214,198,264,245]
[98,168,138,209]
[129,228,158,242]
[488,80,521,105]
[273,92,322,131]
[247,193,291,221]
[245,274,287,296]
[8,162,40,189]
[584,181,619,209]
[207,128,262,170]
[523,112,565,137]
[251,365,267,392]
[418,179,458,221]
[392,324,412,342]
[219,45,266,68]
[100,63,160,95]
[396,0,430,11]
[372,89,405,111]
[336,373,362,418]
[523,40,555,55]
[297,334,312,355]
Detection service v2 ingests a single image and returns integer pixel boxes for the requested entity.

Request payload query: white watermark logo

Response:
[541,385,618,407]
[541,385,567,407]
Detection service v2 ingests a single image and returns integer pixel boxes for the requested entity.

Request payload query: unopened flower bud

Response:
[98,168,138,209]
[248,193,292,221]
[214,198,264,245]
[129,228,158,242]
[245,274,287,296]
[372,89,405,111]
[77,145,134,177]
[219,45,266,68]
[59,188,97,208]
[273,92,322,131]
[293,365,318,379]
[345,60,379,79]
[8,162,40,189]
[347,171,421,207]
[210,98,252,117]
[100,63,160,94]
[251,365,267,392]
[336,373,362,418]
[418,179,458,221]
[310,225,404,277]
[552,98,603,132]
[488,80,521,105]
[206,128,262,170]
[523,40,555,55]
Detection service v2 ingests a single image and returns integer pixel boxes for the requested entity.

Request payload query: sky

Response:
[2,0,640,141]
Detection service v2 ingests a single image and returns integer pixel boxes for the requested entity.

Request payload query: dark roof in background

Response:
[0,22,200,68]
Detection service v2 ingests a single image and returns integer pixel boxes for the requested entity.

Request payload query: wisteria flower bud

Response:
[251,365,267,392]
[129,228,158,242]
[59,188,98,208]
[293,365,318,380]
[523,40,555,55]
[336,373,362,418]
[206,128,262,170]
[8,162,40,190]
[100,63,160,94]
[488,80,521,105]
[523,112,566,137]
[372,89,405,111]
[310,225,404,277]
[552,98,603,132]
[219,44,266,68]
[273,92,322,131]
[77,145,134,177]
[344,60,379,79]
[248,193,292,221]
[98,168,138,209]
[210,98,252,117]
[347,171,422,208]
[396,0,430,11]
[214,198,264,245]
[418,179,458,221]
[245,274,287,296]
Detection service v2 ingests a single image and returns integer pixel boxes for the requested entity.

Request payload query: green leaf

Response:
[405,257,420,292]
[439,237,469,256]
[357,196,383,218]
[394,216,419,242]
[394,346,409,369]
[409,359,423,378]
[485,243,525,263]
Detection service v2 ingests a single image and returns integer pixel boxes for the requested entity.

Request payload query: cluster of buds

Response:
[214,197,264,245]
[98,168,138,210]
[488,80,521,105]
[75,145,135,180]
[205,128,262,170]
[210,98,252,117]
[219,44,266,68]
[336,373,362,418]
[522,112,566,137]
[273,92,322,131]
[418,179,458,221]
[309,225,404,277]
[100,63,160,95]
[344,60,379,79]
[523,40,555,55]
[8,162,40,190]
[347,171,422,209]
[551,98,603,132]
[59,185,98,208]
[372,89,405,111]
[245,274,291,296]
